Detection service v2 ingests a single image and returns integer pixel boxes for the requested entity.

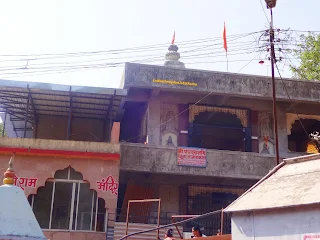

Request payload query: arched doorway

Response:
[288,119,320,153]
[188,111,251,151]
[27,166,107,232]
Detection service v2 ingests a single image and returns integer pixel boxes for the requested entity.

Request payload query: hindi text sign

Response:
[14,175,38,190]
[177,147,207,168]
[304,235,320,240]
[96,175,118,195]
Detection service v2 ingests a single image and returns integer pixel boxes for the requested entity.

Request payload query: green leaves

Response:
[290,33,320,81]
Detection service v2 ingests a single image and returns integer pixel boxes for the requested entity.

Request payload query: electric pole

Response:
[265,0,280,164]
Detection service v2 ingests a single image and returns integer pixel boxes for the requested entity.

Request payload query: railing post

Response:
[23,89,30,138]
[157,199,161,240]
[125,202,130,236]
[220,208,224,235]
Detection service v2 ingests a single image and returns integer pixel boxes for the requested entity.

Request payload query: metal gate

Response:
[187,184,247,236]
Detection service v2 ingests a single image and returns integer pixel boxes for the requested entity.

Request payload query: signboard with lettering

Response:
[177,147,207,168]
[14,175,38,190]
[304,235,320,240]
[96,175,118,195]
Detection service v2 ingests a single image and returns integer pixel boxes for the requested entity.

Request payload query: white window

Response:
[28,167,106,232]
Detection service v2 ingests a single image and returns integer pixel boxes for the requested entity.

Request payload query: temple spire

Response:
[164,32,185,68]
[3,154,15,185]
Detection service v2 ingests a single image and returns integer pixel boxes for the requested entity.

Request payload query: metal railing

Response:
[117,209,230,240]
[114,209,178,225]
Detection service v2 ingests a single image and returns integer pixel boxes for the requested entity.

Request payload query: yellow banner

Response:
[153,79,198,87]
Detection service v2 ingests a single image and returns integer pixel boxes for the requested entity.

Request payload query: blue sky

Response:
[0,0,319,88]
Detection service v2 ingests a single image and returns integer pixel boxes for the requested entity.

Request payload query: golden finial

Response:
[3,154,15,185]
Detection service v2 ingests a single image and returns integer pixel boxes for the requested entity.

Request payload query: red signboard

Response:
[177,147,207,168]
[304,235,320,240]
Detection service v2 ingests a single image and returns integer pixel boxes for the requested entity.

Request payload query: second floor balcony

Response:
[120,143,277,180]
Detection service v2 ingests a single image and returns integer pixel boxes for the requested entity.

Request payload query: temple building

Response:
[0,155,47,240]
[117,42,320,236]
[0,42,320,239]
[0,82,125,240]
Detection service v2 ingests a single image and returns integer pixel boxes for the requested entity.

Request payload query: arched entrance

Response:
[188,111,251,151]
[27,166,107,232]
[288,119,320,153]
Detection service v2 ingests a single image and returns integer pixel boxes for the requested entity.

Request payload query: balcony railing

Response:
[109,209,232,236]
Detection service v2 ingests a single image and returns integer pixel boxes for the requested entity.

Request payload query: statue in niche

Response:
[260,112,273,138]
[161,104,178,147]
[259,112,274,154]
[161,132,178,147]
[166,136,175,147]
[163,110,176,132]
[260,137,270,154]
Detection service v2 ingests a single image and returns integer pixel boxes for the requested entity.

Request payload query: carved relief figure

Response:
[161,104,178,147]
[164,111,176,132]
[258,112,274,154]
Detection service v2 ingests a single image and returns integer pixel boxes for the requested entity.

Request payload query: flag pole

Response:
[225,52,229,72]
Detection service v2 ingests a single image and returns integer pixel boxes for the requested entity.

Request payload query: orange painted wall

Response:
[44,231,106,240]
[0,153,120,223]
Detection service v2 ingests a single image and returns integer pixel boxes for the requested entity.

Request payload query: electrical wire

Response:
[0,44,263,75]
[259,0,270,22]
[0,58,267,78]
[0,31,263,59]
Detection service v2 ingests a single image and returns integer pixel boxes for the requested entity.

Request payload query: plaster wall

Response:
[44,231,106,240]
[124,63,320,103]
[0,154,119,214]
[142,90,318,156]
[231,206,320,240]
[36,115,112,142]
[119,171,256,216]
[120,143,275,180]
[0,137,120,153]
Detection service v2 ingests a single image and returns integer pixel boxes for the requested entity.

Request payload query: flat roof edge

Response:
[224,202,320,213]
[125,62,320,84]
[284,153,320,164]
[0,79,127,96]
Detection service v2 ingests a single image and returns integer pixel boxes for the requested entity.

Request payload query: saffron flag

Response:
[223,22,227,52]
[172,31,175,44]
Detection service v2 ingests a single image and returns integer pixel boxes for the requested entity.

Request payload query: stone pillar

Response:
[277,108,289,157]
[178,104,189,147]
[147,99,161,145]
[251,111,259,153]
[110,122,120,144]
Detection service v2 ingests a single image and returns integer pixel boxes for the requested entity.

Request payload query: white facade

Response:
[231,206,320,240]
[0,185,46,240]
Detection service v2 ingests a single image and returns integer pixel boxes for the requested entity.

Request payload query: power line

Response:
[0,31,263,59]
[259,0,270,22]
[0,42,263,74]
[286,29,320,33]
[0,58,267,78]
[0,42,260,68]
